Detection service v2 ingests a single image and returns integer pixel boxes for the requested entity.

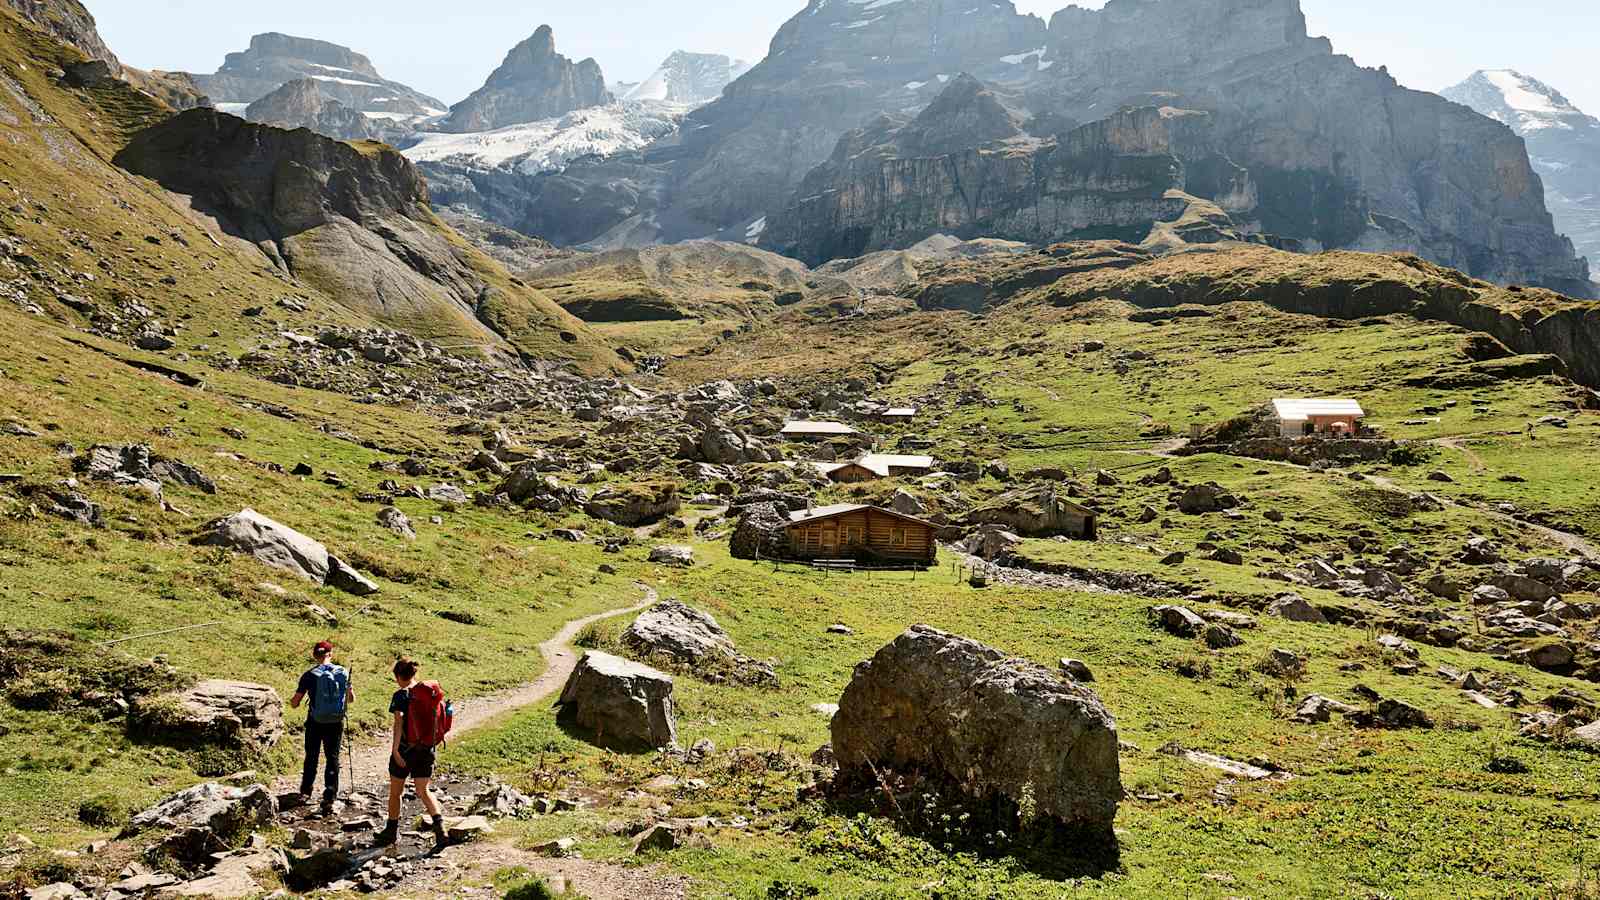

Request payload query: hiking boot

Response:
[373,821,399,848]
[318,797,336,818]
[430,817,449,852]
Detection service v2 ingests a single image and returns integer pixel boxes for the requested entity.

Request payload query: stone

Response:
[426,483,468,504]
[1426,471,1454,483]
[632,823,681,854]
[621,599,778,687]
[1200,609,1257,629]
[729,502,789,561]
[26,884,84,900]
[810,702,840,718]
[533,836,578,857]
[1291,695,1357,724]
[443,815,495,842]
[1367,699,1435,730]
[1262,648,1305,678]
[586,482,680,527]
[1462,537,1503,564]
[325,555,379,596]
[1472,584,1513,605]
[1204,623,1244,649]
[832,625,1121,839]
[375,507,415,539]
[130,781,275,837]
[1059,658,1095,682]
[1523,642,1576,673]
[962,524,1024,561]
[290,828,314,850]
[1567,721,1600,749]
[1265,594,1328,624]
[1423,574,1462,601]
[889,488,925,515]
[286,847,352,891]
[1376,635,1421,660]
[196,509,376,596]
[1178,483,1237,515]
[1491,573,1559,603]
[648,545,695,568]
[555,651,678,751]
[131,682,284,760]
[469,783,536,818]
[1150,605,1206,638]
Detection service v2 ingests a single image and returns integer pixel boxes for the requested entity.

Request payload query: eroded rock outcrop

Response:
[196,508,378,596]
[621,599,779,687]
[831,625,1121,839]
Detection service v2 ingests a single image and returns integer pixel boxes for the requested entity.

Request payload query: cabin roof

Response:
[812,454,936,478]
[782,420,858,436]
[785,503,938,529]
[1272,398,1364,420]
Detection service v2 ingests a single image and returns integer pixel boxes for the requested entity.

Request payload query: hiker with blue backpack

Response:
[289,640,354,816]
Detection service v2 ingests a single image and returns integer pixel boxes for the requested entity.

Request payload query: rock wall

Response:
[440,26,611,133]
[243,79,375,142]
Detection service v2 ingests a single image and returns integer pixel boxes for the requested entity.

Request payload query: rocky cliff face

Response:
[439,26,611,133]
[187,33,446,117]
[1443,71,1600,287]
[664,0,1046,231]
[2,0,117,73]
[765,77,1262,263]
[243,79,376,142]
[758,0,1592,296]
[112,109,615,369]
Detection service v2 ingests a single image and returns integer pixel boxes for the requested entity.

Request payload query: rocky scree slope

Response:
[1443,70,1600,285]
[439,25,611,134]
[111,108,618,372]
[758,0,1591,297]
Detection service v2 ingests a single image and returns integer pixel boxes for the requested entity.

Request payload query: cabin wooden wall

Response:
[787,509,935,562]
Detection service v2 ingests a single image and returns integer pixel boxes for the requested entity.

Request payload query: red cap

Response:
[313,640,334,656]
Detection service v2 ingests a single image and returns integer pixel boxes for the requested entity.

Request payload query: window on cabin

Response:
[843,526,864,547]
[890,527,907,547]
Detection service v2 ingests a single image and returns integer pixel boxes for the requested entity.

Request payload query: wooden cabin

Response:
[784,504,938,565]
[813,454,936,483]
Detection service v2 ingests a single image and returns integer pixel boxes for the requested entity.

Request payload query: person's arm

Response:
[290,671,311,710]
[391,711,406,767]
[290,691,305,709]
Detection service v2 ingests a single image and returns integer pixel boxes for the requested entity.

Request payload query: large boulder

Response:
[729,501,789,560]
[647,545,695,568]
[131,681,284,766]
[679,416,780,465]
[1178,483,1238,515]
[555,651,678,751]
[196,509,377,596]
[129,781,275,837]
[499,466,588,511]
[961,524,1023,562]
[76,444,217,495]
[831,625,1121,839]
[585,482,680,526]
[621,599,779,687]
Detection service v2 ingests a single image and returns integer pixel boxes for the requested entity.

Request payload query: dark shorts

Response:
[388,744,436,780]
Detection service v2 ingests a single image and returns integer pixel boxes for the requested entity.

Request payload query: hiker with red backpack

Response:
[375,656,454,850]
[289,640,353,816]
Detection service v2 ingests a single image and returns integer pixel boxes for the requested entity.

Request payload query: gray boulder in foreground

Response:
[197,509,377,596]
[555,651,677,751]
[831,625,1121,838]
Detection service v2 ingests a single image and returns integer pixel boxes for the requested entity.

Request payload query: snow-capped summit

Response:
[622,51,751,107]
[1444,70,1600,283]
[1442,70,1589,133]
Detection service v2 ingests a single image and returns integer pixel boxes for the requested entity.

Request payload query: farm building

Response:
[966,485,1098,539]
[813,454,936,483]
[784,504,938,565]
[1272,399,1365,437]
[781,420,860,440]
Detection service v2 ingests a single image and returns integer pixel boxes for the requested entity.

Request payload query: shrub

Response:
[77,794,126,828]
[573,619,620,651]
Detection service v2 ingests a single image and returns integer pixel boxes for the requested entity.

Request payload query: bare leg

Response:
[386,776,404,821]
[413,777,442,818]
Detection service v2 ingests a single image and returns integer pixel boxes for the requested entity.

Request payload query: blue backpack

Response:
[309,664,350,724]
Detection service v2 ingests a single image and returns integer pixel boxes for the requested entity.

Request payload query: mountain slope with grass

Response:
[4,3,1600,899]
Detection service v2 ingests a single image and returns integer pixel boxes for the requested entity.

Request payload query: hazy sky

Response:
[94,0,1598,113]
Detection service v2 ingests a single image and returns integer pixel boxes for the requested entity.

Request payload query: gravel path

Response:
[343,583,660,785]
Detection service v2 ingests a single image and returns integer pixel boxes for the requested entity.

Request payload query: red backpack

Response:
[403,681,454,748]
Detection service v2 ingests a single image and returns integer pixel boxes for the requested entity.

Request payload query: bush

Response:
[1387,444,1435,467]
[504,878,585,900]
[77,794,126,828]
